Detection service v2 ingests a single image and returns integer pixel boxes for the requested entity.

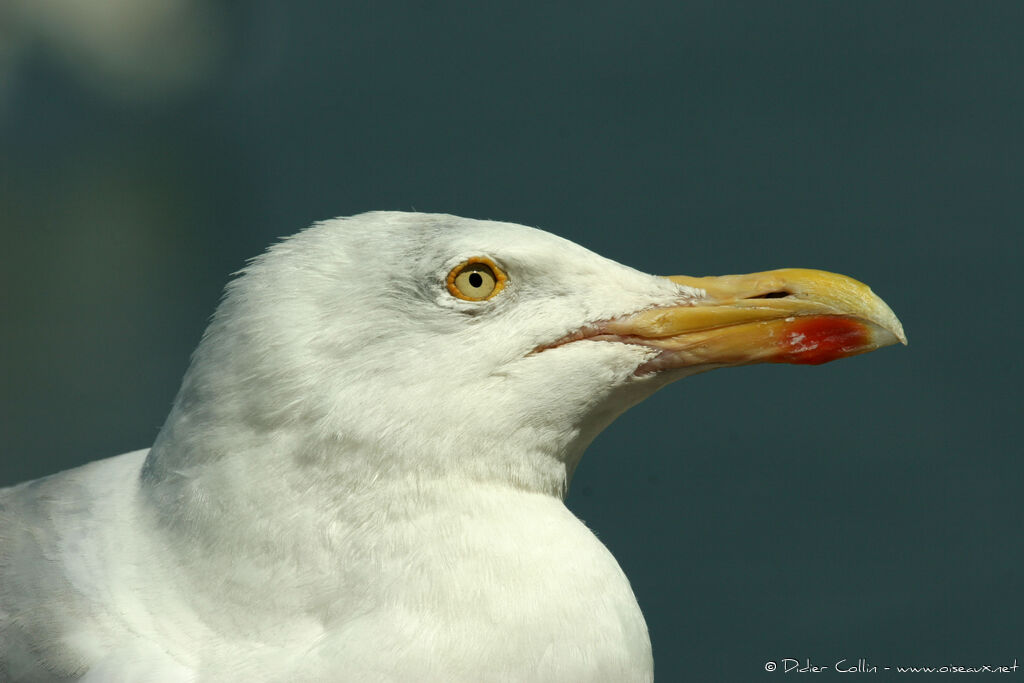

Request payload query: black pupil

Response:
[468,272,484,288]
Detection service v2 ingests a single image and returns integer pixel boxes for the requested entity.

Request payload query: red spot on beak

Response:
[773,317,870,365]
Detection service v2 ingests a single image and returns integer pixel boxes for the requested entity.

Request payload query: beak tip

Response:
[871,299,907,347]
[890,322,908,346]
[877,321,907,348]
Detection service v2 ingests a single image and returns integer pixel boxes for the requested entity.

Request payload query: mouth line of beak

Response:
[536,304,797,351]
[537,312,883,375]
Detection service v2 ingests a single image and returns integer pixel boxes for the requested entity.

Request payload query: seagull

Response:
[0,212,906,682]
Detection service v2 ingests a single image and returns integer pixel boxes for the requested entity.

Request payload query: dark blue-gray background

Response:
[2,2,1021,679]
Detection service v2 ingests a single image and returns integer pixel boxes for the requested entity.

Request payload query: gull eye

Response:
[446,258,507,301]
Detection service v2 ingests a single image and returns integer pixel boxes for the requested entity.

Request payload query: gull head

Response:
[146,211,904,498]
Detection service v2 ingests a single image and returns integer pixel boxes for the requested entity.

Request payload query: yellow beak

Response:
[605,268,906,369]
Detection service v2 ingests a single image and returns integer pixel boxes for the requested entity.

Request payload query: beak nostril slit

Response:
[747,291,791,299]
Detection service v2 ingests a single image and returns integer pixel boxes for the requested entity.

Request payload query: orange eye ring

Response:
[446,257,508,301]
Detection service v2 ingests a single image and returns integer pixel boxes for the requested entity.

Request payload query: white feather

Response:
[2,212,704,681]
